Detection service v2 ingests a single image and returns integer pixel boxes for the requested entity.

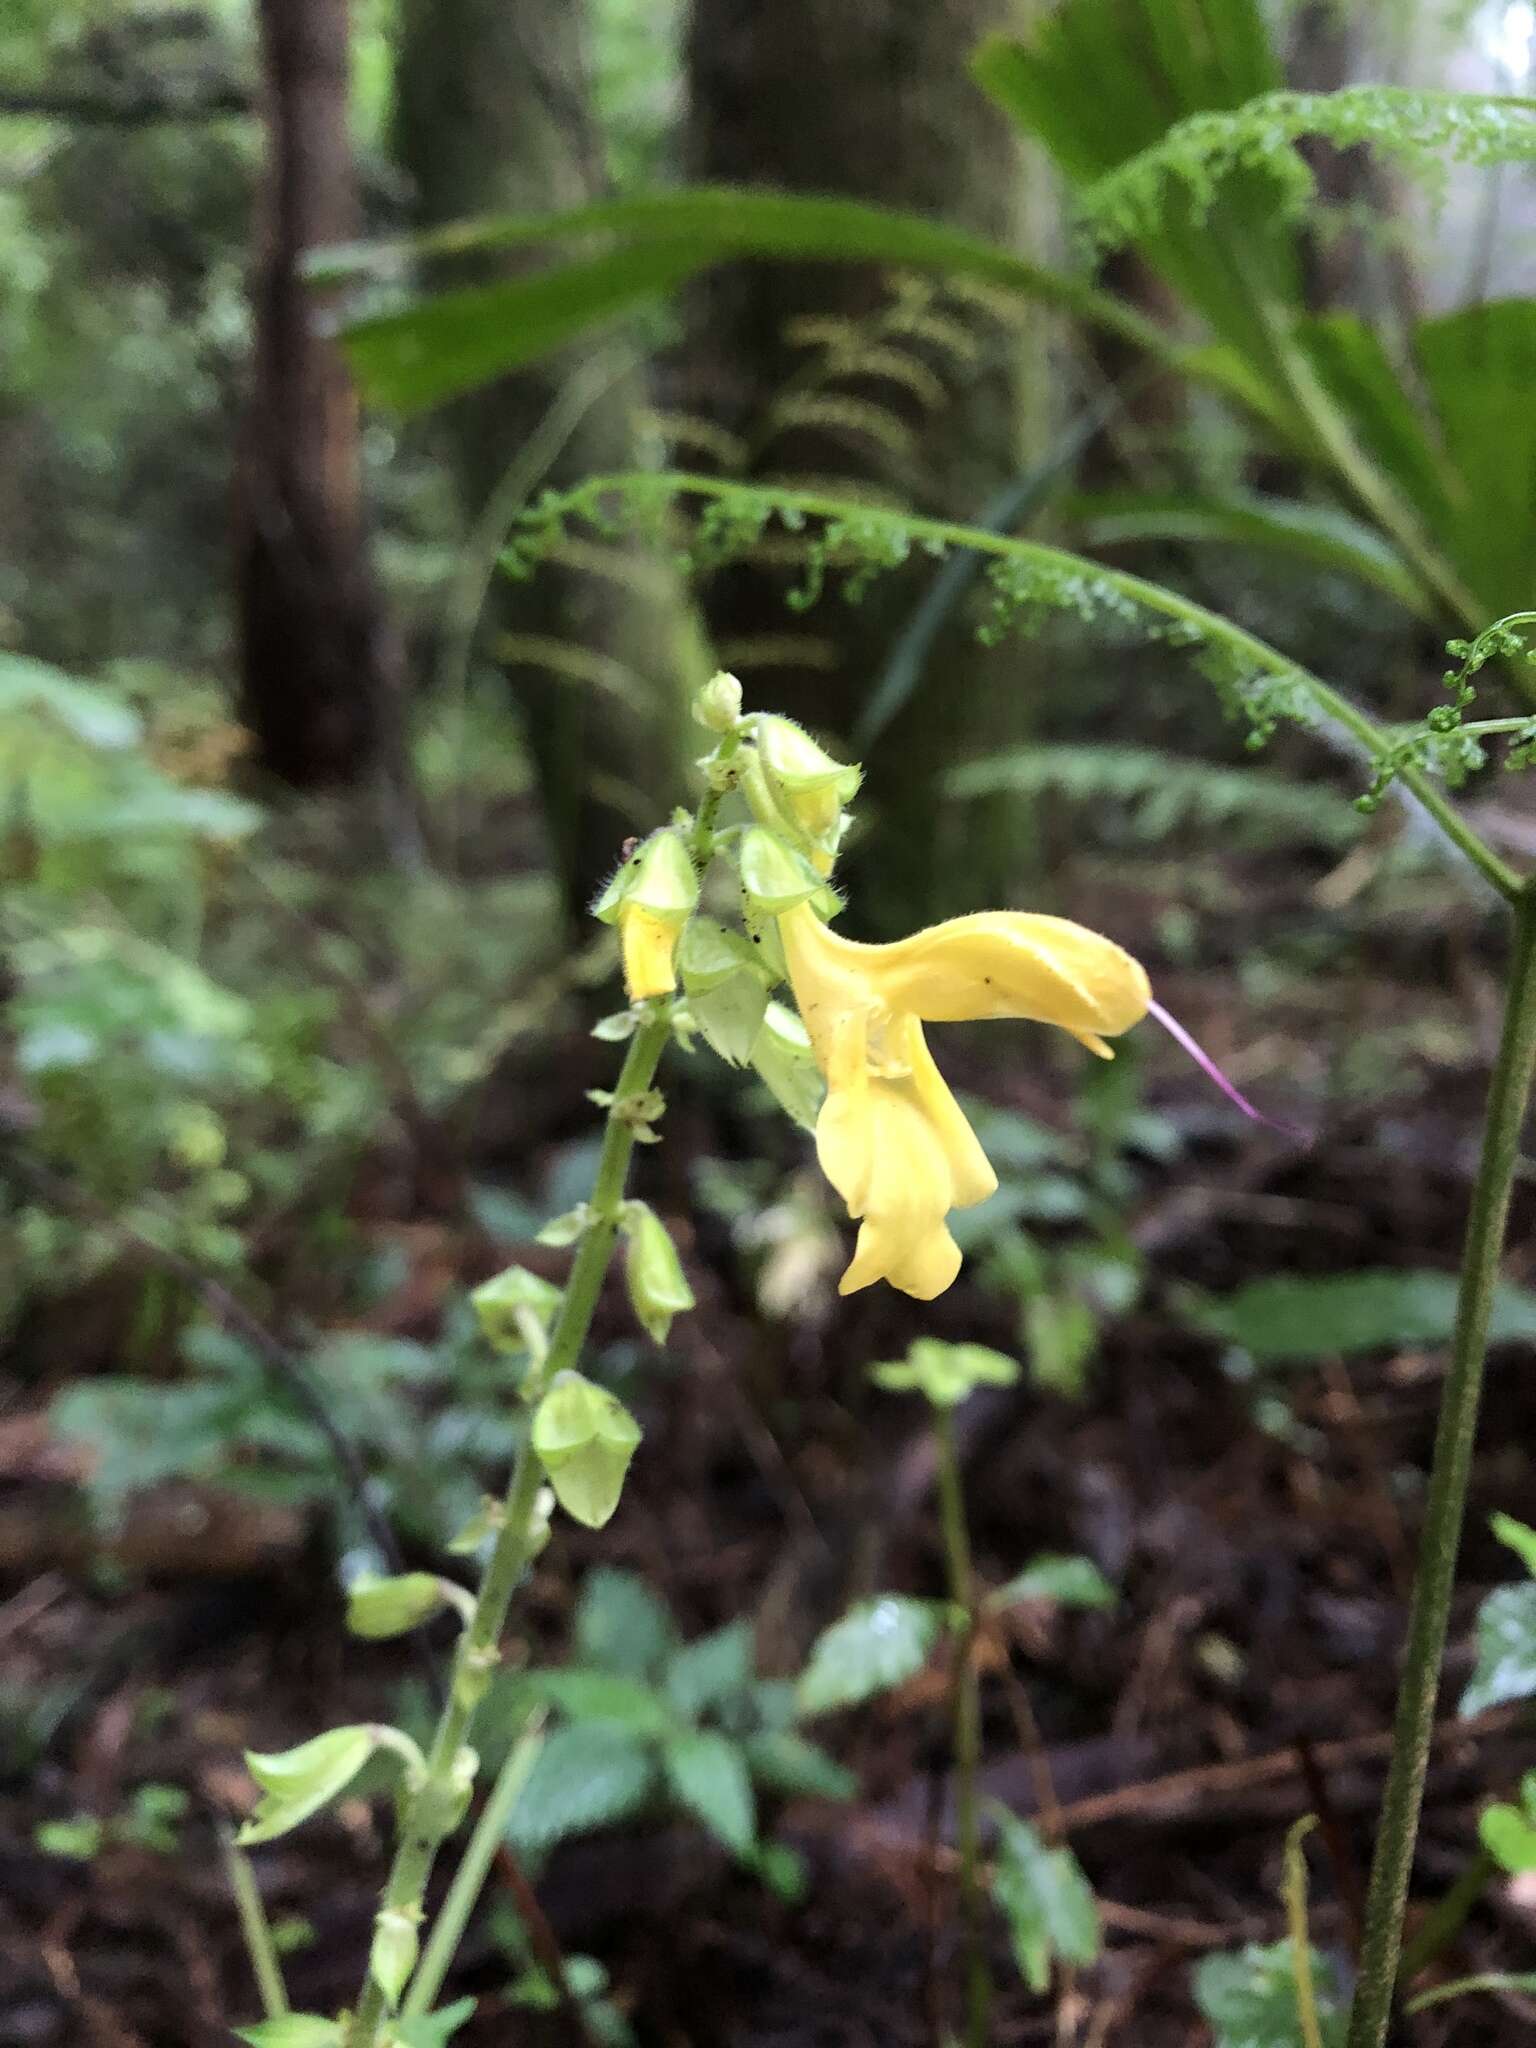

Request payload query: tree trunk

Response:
[394,0,700,926]
[235,0,397,789]
[684,0,1032,928]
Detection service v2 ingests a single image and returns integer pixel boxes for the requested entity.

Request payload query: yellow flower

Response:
[592,828,699,1004]
[619,904,683,1001]
[778,902,1151,1299]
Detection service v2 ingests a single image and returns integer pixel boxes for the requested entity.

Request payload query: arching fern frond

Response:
[500,469,1522,902]
[1078,87,1536,252]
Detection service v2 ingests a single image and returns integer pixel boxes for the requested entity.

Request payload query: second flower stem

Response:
[1346,892,1536,2048]
[345,1007,674,2047]
[933,1403,990,2048]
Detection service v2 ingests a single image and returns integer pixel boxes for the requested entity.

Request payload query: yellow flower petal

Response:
[620,905,680,1001]
[829,1079,964,1300]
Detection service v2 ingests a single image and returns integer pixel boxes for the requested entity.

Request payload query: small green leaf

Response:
[1024,1293,1096,1397]
[988,1554,1116,1613]
[797,1597,942,1716]
[1462,1581,1536,1717]
[523,1669,673,1735]
[1480,1801,1536,1873]
[346,1573,448,1640]
[232,2020,342,2048]
[663,1729,757,1857]
[1491,1512,1536,1578]
[35,1816,104,1860]
[573,1567,675,1680]
[665,1620,755,1721]
[990,1806,1100,1994]
[741,1731,856,1802]
[239,1726,382,1846]
[1193,1940,1348,2048]
[390,1997,479,2048]
[870,1338,1020,1409]
[507,1723,657,1855]
[1185,1270,1536,1365]
[531,1372,642,1529]
[536,1207,590,1248]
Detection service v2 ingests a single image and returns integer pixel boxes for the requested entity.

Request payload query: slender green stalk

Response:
[1395,1847,1496,1985]
[402,1716,547,2021]
[221,1827,289,2020]
[933,1405,990,2048]
[346,1008,674,2047]
[1407,1970,1536,2015]
[1346,892,1536,2048]
[1283,1817,1325,2048]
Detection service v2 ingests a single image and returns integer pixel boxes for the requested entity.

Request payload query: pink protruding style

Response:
[1147,999,1308,1142]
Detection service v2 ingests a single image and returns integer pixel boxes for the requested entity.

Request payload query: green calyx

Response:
[592,827,700,927]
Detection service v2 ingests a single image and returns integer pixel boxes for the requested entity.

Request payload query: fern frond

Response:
[765,393,917,460]
[1080,86,1536,251]
[496,634,647,704]
[878,306,985,366]
[947,744,1367,850]
[638,410,747,472]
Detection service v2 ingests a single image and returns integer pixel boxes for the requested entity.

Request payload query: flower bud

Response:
[531,1371,642,1528]
[369,1904,420,2008]
[744,715,861,863]
[620,1200,696,1344]
[471,1264,564,1353]
[346,1571,449,1640]
[693,669,744,733]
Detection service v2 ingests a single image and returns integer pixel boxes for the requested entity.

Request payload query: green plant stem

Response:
[1346,892,1536,2048]
[1283,1816,1325,2048]
[933,1405,990,2048]
[402,1716,547,2021]
[1406,1970,1536,2014]
[568,473,1524,903]
[221,1827,289,2020]
[1396,1847,1496,1985]
[345,1008,674,2047]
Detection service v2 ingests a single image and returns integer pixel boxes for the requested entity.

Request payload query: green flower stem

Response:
[1346,891,1536,2048]
[570,473,1524,904]
[401,1716,547,2021]
[933,1404,990,2048]
[346,1007,674,2047]
[222,1827,289,2020]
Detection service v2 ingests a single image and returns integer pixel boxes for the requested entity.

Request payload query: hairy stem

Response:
[933,1405,990,2048]
[1346,892,1536,2048]
[346,1008,674,2045]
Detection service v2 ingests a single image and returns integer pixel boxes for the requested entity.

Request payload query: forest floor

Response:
[6,866,1536,2047]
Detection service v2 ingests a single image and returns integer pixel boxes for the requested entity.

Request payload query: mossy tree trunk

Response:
[395,0,701,926]
[683,0,1036,928]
